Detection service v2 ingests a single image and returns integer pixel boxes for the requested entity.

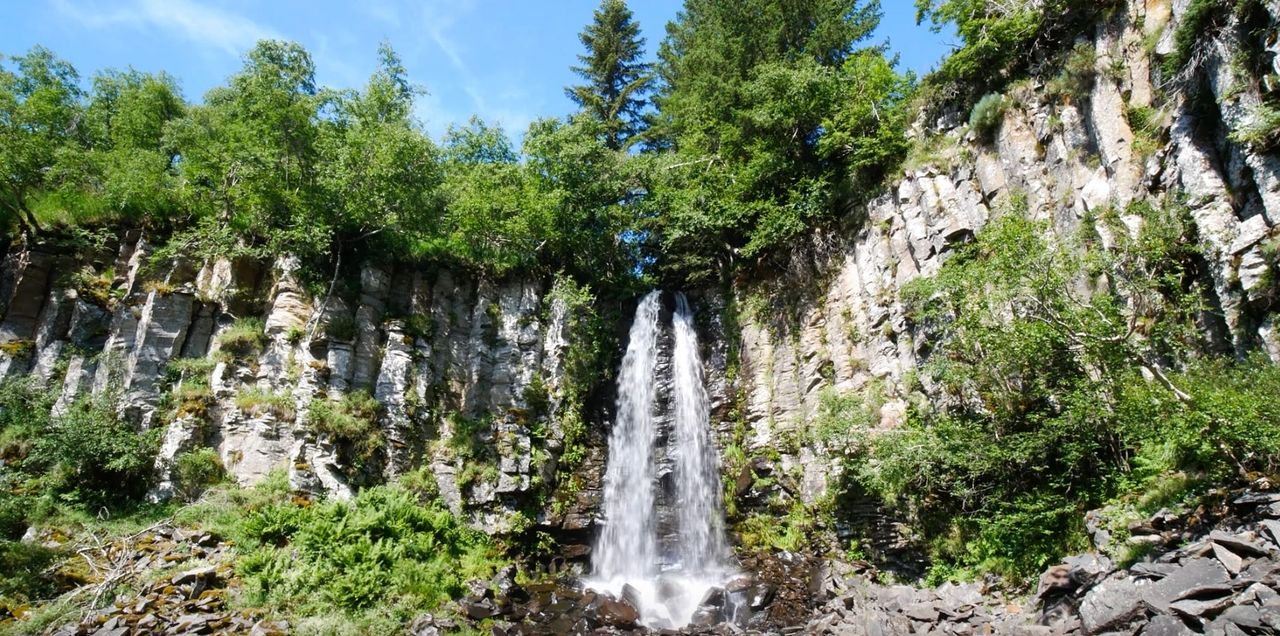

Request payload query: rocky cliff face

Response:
[709,0,1280,509]
[0,233,606,539]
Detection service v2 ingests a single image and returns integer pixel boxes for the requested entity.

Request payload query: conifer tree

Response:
[566,0,652,150]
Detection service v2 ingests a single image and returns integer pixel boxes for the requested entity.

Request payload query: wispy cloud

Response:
[418,0,540,139]
[54,0,281,57]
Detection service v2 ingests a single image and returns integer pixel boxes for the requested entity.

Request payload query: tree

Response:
[646,0,907,282]
[566,0,653,150]
[0,47,84,234]
[318,42,443,260]
[164,40,325,257]
[48,69,186,225]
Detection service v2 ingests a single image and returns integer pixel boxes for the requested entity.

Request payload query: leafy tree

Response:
[913,0,1120,102]
[523,115,636,284]
[0,47,84,234]
[43,69,186,225]
[434,118,550,274]
[164,40,325,258]
[318,43,444,260]
[566,0,653,150]
[647,0,908,281]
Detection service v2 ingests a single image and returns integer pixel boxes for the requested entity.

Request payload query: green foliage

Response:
[0,378,159,549]
[235,485,502,619]
[216,318,267,360]
[1126,104,1164,158]
[968,93,1007,142]
[174,448,227,501]
[809,386,878,448]
[27,400,159,509]
[1230,102,1280,150]
[308,392,384,465]
[567,0,654,149]
[1044,42,1097,103]
[845,197,1280,582]
[914,0,1119,106]
[0,541,61,605]
[645,0,910,279]
[0,46,85,234]
[1163,0,1227,78]
[234,388,296,422]
[736,500,816,553]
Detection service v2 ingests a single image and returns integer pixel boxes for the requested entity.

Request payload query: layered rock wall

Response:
[710,0,1280,506]
[0,237,605,537]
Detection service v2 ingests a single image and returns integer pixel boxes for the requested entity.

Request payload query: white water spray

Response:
[589,291,734,629]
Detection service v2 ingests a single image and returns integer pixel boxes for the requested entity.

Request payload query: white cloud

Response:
[418,0,541,141]
[54,0,281,57]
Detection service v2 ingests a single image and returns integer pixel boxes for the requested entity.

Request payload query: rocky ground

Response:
[803,488,1280,636]
[6,523,287,636]
[435,487,1280,635]
[8,487,1280,635]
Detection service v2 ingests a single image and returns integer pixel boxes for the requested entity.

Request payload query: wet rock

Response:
[594,594,639,628]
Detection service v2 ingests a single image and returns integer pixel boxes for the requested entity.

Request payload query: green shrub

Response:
[0,540,61,604]
[324,315,357,343]
[1045,42,1098,103]
[308,391,383,463]
[1126,104,1164,158]
[166,356,218,387]
[736,501,815,553]
[174,448,227,501]
[27,398,159,508]
[1230,103,1280,149]
[235,388,296,422]
[1163,0,1227,78]
[235,485,502,620]
[969,93,1007,142]
[217,318,268,359]
[845,199,1277,583]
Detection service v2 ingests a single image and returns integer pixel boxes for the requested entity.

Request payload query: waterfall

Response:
[593,291,662,583]
[589,291,734,629]
[672,292,731,576]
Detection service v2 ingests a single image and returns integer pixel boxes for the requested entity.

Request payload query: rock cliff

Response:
[0,233,607,540]
[708,0,1280,514]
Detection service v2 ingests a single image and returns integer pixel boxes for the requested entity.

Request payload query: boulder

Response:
[1141,558,1229,614]
[1080,577,1143,634]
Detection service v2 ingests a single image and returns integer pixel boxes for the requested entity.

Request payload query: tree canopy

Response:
[567,0,653,150]
[1,0,916,290]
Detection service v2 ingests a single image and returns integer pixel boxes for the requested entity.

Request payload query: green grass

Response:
[216,318,268,360]
[235,388,296,422]
[307,392,383,464]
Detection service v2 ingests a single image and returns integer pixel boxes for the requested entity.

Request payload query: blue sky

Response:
[3,1,956,139]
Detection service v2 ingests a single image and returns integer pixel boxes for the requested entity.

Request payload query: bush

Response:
[27,398,159,508]
[235,388,296,422]
[216,318,267,359]
[1045,42,1097,103]
[968,93,1007,142]
[841,200,1277,583]
[1163,0,1227,78]
[1230,103,1280,150]
[308,391,383,464]
[235,485,502,620]
[0,540,61,604]
[174,448,227,501]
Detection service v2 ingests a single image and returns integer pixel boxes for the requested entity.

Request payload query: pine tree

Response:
[566,0,652,150]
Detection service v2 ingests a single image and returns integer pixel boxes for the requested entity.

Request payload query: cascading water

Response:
[588,291,734,629]
[592,291,662,586]
[671,292,731,577]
